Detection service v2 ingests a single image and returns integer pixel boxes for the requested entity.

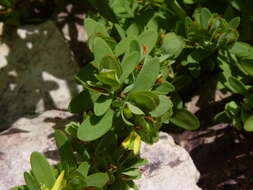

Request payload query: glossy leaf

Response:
[200,8,212,29]
[128,91,159,112]
[85,18,108,38]
[153,81,175,95]
[170,109,200,130]
[99,55,122,77]
[120,51,141,83]
[78,109,114,141]
[93,37,114,67]
[68,90,93,113]
[228,76,249,97]
[86,173,109,188]
[30,152,56,189]
[24,172,40,190]
[240,60,253,77]
[126,102,144,115]
[94,95,112,116]
[244,115,253,132]
[161,33,185,58]
[229,17,240,29]
[54,130,77,174]
[151,95,173,117]
[138,30,158,54]
[77,162,90,178]
[95,69,121,90]
[131,57,160,92]
[115,36,136,56]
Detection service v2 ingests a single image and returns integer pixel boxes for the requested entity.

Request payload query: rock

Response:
[0,110,74,190]
[135,132,201,190]
[0,21,80,130]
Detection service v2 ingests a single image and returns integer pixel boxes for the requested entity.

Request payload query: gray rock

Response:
[135,132,201,190]
[0,110,74,190]
[0,21,80,130]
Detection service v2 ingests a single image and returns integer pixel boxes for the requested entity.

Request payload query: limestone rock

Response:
[0,110,74,190]
[0,21,80,130]
[135,132,201,190]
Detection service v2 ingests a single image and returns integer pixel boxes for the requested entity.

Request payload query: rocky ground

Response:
[1,3,253,190]
[0,13,201,190]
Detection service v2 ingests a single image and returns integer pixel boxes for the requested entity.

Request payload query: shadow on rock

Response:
[0,20,80,131]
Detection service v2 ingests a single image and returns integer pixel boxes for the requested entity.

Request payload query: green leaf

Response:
[77,109,114,141]
[86,173,109,188]
[75,64,97,84]
[170,109,200,130]
[128,91,159,112]
[151,95,173,117]
[230,42,253,58]
[93,37,114,67]
[214,111,231,123]
[115,36,136,56]
[120,51,141,83]
[24,172,40,190]
[95,69,121,91]
[121,169,140,177]
[77,162,90,178]
[126,102,145,115]
[161,33,185,58]
[68,90,93,113]
[8,186,28,190]
[244,115,253,132]
[131,57,160,92]
[121,108,134,126]
[0,0,12,7]
[153,81,175,95]
[30,152,56,189]
[240,60,253,77]
[94,95,112,116]
[200,8,212,29]
[85,18,108,38]
[88,0,117,22]
[229,17,240,29]
[99,55,122,77]
[138,30,158,54]
[228,76,249,97]
[54,130,76,174]
[115,24,126,39]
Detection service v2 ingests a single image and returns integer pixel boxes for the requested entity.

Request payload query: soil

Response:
[172,124,253,190]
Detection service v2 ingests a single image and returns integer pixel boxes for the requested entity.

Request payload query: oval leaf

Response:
[30,152,56,189]
[131,57,160,92]
[94,95,112,116]
[78,109,114,141]
[151,95,173,117]
[68,90,93,113]
[228,76,249,97]
[24,172,40,190]
[86,173,109,188]
[170,109,200,130]
[244,115,253,132]
[93,37,114,67]
[120,51,141,83]
[99,55,122,77]
[128,91,159,112]
[161,33,185,58]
